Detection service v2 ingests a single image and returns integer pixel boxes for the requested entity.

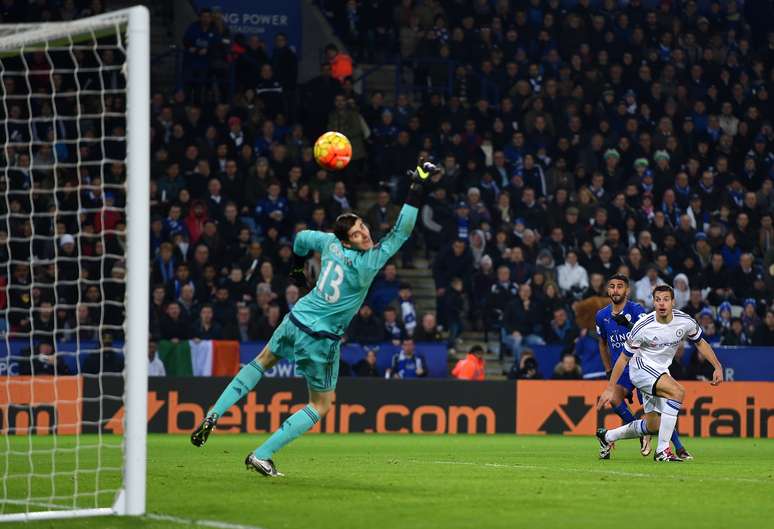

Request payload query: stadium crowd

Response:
[1,0,773,379]
[167,1,774,351]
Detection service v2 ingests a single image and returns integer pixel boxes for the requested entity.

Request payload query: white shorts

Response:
[629,356,670,415]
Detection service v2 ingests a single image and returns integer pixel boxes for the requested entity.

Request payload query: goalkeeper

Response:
[191,160,440,477]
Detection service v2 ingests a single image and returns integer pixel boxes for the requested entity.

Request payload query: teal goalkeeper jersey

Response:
[289,204,418,336]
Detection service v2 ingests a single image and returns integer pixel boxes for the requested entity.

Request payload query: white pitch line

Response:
[407,459,772,484]
[146,513,268,529]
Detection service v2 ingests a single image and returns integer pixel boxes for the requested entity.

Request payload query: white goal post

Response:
[0,6,148,522]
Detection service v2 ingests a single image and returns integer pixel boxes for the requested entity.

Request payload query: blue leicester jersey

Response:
[595,301,647,364]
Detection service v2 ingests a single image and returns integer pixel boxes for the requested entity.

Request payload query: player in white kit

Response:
[596,285,724,462]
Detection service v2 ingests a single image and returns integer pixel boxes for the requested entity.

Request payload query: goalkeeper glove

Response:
[406,161,440,207]
[611,312,632,329]
[408,161,441,181]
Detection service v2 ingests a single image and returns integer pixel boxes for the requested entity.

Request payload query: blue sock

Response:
[210,360,264,417]
[254,404,320,460]
[671,429,684,451]
[612,402,636,424]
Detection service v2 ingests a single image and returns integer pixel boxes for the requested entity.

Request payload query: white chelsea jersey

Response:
[623,309,704,372]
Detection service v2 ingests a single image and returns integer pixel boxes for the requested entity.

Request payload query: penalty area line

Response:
[407,459,771,484]
[145,513,268,529]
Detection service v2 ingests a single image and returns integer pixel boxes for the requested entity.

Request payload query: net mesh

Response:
[0,14,131,515]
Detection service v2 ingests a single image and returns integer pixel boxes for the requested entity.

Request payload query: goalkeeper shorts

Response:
[268,315,341,392]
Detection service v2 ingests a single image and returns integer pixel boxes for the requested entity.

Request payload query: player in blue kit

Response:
[595,274,691,460]
[190,160,440,477]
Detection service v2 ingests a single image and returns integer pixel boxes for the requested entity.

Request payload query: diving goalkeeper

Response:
[191,161,440,477]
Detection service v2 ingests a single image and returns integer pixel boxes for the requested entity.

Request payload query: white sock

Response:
[605,419,648,442]
[657,400,682,453]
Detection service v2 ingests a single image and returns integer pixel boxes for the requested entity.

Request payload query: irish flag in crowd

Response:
[157,340,241,376]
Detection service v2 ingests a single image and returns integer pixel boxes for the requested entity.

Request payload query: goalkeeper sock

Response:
[209,360,264,418]
[671,429,684,451]
[254,404,320,460]
[605,419,648,443]
[612,402,636,424]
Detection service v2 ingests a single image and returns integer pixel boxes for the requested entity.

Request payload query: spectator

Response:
[544,308,579,345]
[393,283,417,337]
[471,255,495,328]
[485,265,517,330]
[556,249,589,298]
[502,284,546,357]
[386,338,427,379]
[413,312,443,342]
[152,242,177,286]
[63,304,99,342]
[328,94,367,185]
[32,301,55,343]
[421,187,455,252]
[440,277,467,346]
[177,283,199,322]
[552,353,582,380]
[741,299,762,338]
[255,181,289,237]
[148,340,166,377]
[507,349,543,380]
[452,345,485,381]
[256,303,282,340]
[730,253,758,301]
[18,342,69,376]
[160,302,190,341]
[382,307,405,344]
[369,263,400,314]
[325,43,352,83]
[682,289,709,316]
[190,304,223,340]
[752,310,774,346]
[634,266,666,308]
[365,189,399,241]
[721,318,751,346]
[673,273,691,310]
[353,349,380,377]
[347,304,383,344]
[433,239,473,294]
[223,305,261,342]
[182,9,219,91]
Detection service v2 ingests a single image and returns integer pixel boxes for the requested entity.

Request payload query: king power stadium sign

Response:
[194,0,302,53]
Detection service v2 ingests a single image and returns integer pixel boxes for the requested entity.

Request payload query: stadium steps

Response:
[358,64,399,105]
[355,189,509,378]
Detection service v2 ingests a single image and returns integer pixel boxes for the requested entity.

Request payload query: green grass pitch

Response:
[3,434,773,529]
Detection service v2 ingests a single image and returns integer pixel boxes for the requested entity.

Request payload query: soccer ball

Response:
[314,131,352,171]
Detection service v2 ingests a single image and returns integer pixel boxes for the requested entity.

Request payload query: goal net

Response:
[0,6,149,522]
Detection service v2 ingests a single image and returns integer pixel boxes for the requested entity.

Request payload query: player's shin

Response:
[612,401,636,423]
[657,400,682,453]
[605,418,649,442]
[670,429,685,451]
[254,404,321,460]
[210,360,265,418]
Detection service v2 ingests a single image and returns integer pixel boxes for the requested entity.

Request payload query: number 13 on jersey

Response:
[317,260,344,303]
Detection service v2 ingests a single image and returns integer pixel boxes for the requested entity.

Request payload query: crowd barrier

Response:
[1,340,772,381]
[2,377,772,438]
